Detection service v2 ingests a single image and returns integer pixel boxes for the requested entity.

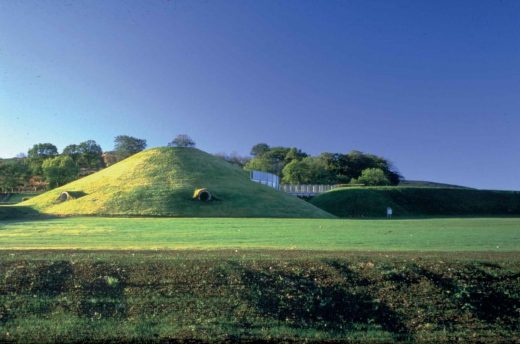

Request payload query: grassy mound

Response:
[399,180,473,189]
[0,251,518,342]
[310,187,520,218]
[21,147,332,218]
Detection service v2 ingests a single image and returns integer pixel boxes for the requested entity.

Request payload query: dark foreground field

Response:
[1,251,519,343]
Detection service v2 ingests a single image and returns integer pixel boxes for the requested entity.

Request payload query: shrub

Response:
[357,168,391,186]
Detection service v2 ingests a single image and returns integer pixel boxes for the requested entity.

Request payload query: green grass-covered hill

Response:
[310,186,520,218]
[21,147,333,218]
[398,180,473,189]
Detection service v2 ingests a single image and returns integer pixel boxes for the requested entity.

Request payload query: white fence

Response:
[250,170,280,190]
[280,184,336,196]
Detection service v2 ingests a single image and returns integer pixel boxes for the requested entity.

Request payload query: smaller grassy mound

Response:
[311,187,520,218]
[399,180,473,189]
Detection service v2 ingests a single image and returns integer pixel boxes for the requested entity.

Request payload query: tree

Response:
[250,143,270,157]
[284,147,308,163]
[282,157,333,184]
[318,151,401,185]
[78,140,104,168]
[114,135,147,160]
[356,168,391,186]
[281,159,311,184]
[27,143,58,175]
[63,140,104,168]
[245,145,308,178]
[28,143,58,159]
[62,144,81,163]
[42,156,79,188]
[168,134,196,148]
[0,159,30,192]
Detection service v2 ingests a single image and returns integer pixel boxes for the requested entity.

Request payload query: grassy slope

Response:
[21,147,331,218]
[0,217,519,251]
[399,180,473,189]
[311,186,520,218]
[1,252,518,342]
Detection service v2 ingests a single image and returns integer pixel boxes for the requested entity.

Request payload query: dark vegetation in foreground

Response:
[311,187,520,218]
[1,251,518,342]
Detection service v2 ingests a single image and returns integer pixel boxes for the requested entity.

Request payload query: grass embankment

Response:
[311,187,520,218]
[1,251,519,342]
[0,217,519,251]
[21,147,331,218]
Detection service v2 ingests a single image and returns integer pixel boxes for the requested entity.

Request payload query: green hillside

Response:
[21,147,332,218]
[310,186,520,218]
[399,180,473,189]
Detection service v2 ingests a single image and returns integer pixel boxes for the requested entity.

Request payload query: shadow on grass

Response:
[230,261,410,340]
[0,205,55,222]
[75,262,128,319]
[409,264,520,330]
[1,260,128,322]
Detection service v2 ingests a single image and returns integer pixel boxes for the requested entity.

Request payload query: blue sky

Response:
[0,0,519,190]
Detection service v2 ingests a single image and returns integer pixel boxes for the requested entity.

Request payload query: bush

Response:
[357,168,391,186]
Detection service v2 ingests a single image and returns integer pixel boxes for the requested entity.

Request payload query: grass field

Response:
[0,217,519,251]
[1,216,519,342]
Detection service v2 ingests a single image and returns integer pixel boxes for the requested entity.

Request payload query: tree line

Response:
[242,143,401,186]
[0,135,401,192]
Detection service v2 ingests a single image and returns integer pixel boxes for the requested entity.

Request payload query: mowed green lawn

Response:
[0,217,519,251]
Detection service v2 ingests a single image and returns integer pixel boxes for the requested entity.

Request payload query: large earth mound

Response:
[310,186,520,218]
[22,147,333,218]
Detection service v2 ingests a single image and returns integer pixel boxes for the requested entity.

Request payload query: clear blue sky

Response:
[1,0,519,190]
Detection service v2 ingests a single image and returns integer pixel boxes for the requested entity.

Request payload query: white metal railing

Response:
[280,184,336,196]
[250,170,280,190]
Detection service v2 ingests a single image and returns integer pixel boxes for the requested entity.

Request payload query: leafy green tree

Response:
[356,168,391,186]
[318,153,351,184]
[0,159,30,192]
[281,160,309,184]
[27,143,58,175]
[78,140,104,168]
[284,147,308,163]
[168,134,196,148]
[114,135,147,160]
[250,143,270,157]
[62,144,81,162]
[282,157,333,184]
[245,146,292,175]
[42,156,79,188]
[28,143,58,159]
[244,156,273,173]
[318,151,401,185]
[63,140,104,168]
[245,143,402,186]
